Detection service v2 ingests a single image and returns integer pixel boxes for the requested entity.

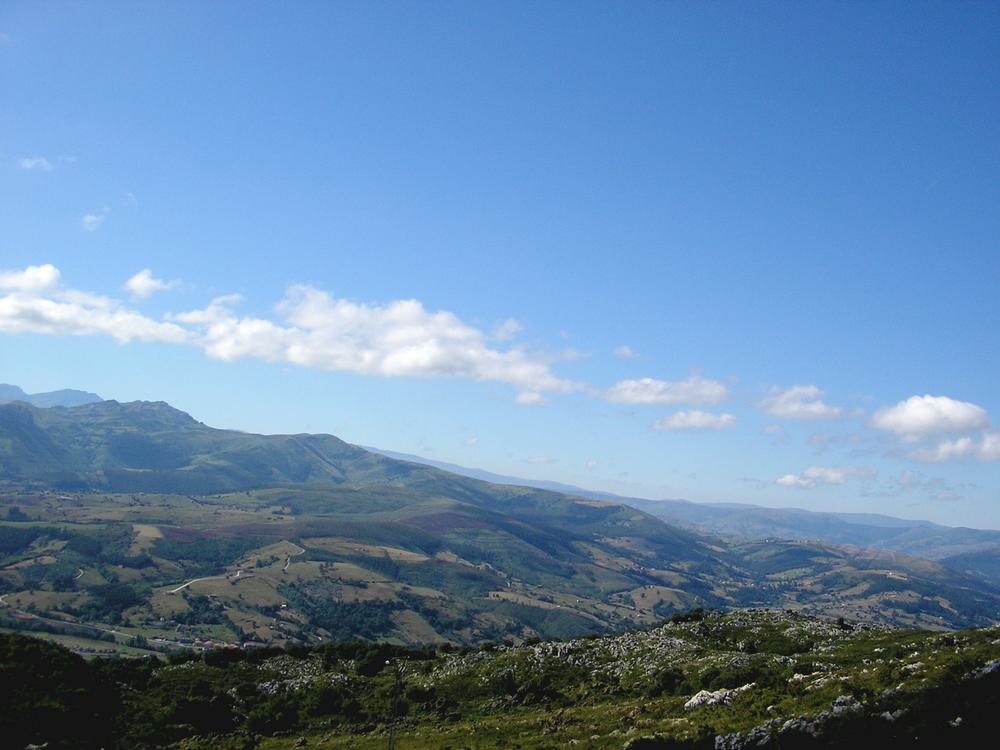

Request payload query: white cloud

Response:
[18,156,54,172]
[125,269,180,300]
[0,266,188,344]
[81,213,105,232]
[775,465,876,489]
[869,395,989,435]
[173,287,583,401]
[909,431,1000,463]
[463,436,479,447]
[605,375,728,405]
[613,345,637,359]
[0,264,60,293]
[981,432,1000,461]
[584,458,599,470]
[0,265,580,403]
[653,410,736,431]
[760,384,842,420]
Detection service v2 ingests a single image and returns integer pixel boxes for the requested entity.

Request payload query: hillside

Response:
[371,448,1000,565]
[3,609,999,749]
[1,399,999,654]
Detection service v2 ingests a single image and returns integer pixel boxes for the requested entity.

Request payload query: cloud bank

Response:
[909,432,1000,463]
[0,264,579,404]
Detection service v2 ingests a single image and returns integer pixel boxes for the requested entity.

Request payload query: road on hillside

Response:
[283,542,306,571]
[168,576,226,594]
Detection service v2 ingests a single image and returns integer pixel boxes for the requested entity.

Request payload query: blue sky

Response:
[1,2,998,526]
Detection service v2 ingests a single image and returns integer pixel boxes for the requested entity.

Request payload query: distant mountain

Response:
[628,496,1000,563]
[940,547,1000,590]
[0,383,103,409]
[368,448,1000,562]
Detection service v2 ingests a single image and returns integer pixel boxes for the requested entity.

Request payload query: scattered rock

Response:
[831,694,863,715]
[779,717,817,737]
[684,683,755,711]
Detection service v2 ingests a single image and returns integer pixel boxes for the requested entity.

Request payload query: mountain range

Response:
[1,394,999,655]
[371,447,1000,583]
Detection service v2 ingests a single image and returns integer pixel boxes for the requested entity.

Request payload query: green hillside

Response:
[1,400,999,650]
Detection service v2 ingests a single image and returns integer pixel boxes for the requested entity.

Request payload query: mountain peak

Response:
[0,383,103,409]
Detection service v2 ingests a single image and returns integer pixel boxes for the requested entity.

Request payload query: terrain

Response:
[374,448,1000,589]
[1,398,999,657]
[3,608,999,749]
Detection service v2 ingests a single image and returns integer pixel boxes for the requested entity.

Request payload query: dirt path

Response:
[283,542,306,571]
[168,576,225,594]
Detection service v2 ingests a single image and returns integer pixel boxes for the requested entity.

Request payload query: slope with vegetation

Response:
[1,399,999,656]
[2,609,999,749]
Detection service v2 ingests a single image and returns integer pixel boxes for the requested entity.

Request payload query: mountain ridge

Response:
[368,446,1000,565]
[2,397,999,645]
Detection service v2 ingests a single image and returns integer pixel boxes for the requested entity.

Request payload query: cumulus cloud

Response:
[775,465,876,489]
[584,458,599,469]
[18,156,54,172]
[174,287,584,403]
[81,213,105,232]
[909,431,1000,463]
[463,436,479,447]
[125,269,180,300]
[605,375,728,405]
[613,345,637,359]
[0,266,188,344]
[869,395,989,435]
[653,410,736,431]
[0,264,61,293]
[760,385,843,420]
[0,264,579,404]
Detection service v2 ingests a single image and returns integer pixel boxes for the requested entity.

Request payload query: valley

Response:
[2,399,999,659]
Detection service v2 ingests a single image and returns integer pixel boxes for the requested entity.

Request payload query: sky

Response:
[1,2,998,527]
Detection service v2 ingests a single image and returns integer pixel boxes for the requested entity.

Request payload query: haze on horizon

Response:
[1,2,998,527]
